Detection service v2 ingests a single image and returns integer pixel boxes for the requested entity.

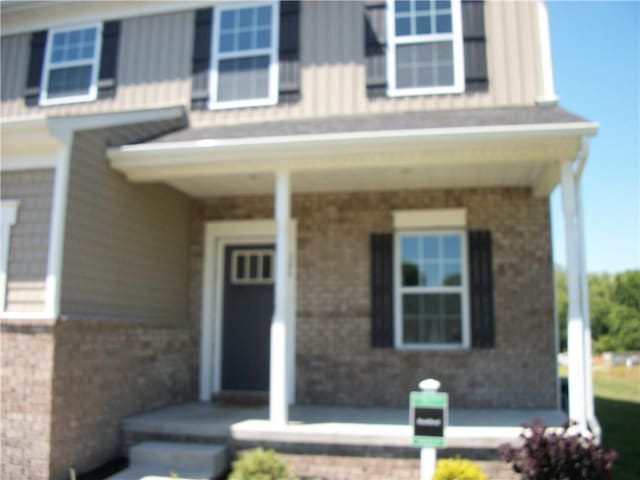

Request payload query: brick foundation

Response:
[193,187,557,409]
[48,320,198,479]
[1,319,198,480]
[276,453,518,480]
[0,324,55,480]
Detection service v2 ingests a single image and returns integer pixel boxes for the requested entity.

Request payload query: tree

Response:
[555,268,640,353]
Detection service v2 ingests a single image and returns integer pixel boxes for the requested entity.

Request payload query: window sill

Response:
[39,94,98,107]
[386,85,465,98]
[208,97,278,111]
[395,343,470,351]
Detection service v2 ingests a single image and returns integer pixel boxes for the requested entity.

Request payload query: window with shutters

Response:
[387,0,464,96]
[395,230,470,349]
[209,2,279,110]
[40,23,102,106]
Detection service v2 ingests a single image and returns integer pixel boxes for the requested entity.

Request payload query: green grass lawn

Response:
[561,363,640,480]
[593,364,640,480]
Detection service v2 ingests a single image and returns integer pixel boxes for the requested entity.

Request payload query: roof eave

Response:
[108,121,599,166]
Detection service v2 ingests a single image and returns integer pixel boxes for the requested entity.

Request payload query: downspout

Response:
[574,137,601,443]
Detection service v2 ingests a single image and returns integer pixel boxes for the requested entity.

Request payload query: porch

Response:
[122,402,567,453]
[107,105,598,436]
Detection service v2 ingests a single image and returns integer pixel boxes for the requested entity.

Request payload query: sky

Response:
[547,0,640,274]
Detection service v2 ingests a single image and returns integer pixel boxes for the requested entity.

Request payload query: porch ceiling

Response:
[107,106,598,198]
[164,160,552,198]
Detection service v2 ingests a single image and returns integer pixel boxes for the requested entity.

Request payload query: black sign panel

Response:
[413,407,445,438]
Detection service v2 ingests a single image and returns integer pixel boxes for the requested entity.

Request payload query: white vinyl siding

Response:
[386,0,465,97]
[209,1,279,110]
[39,22,102,106]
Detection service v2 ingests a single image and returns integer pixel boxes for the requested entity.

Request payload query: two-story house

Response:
[1,1,598,479]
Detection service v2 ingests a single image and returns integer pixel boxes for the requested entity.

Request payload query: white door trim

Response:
[199,219,297,404]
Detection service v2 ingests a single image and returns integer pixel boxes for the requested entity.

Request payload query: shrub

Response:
[433,458,488,480]
[229,448,296,480]
[499,418,617,480]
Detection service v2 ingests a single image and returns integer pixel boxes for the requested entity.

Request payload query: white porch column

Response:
[270,170,290,424]
[561,161,587,429]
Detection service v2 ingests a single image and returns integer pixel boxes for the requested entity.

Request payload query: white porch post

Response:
[561,161,587,429]
[270,170,290,424]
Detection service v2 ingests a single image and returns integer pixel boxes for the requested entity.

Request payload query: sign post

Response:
[410,379,448,480]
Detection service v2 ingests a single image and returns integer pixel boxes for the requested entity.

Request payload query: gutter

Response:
[109,121,600,161]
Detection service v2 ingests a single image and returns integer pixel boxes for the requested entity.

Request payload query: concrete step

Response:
[105,441,229,480]
[130,441,227,471]
[104,463,214,480]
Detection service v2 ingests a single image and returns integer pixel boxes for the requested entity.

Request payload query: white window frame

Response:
[393,229,470,350]
[386,0,465,97]
[1,200,20,312]
[231,249,275,284]
[39,21,103,106]
[208,1,280,110]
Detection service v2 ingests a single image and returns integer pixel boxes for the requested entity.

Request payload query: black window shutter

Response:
[371,233,394,348]
[98,21,121,99]
[468,230,495,348]
[279,1,301,103]
[364,0,387,98]
[462,0,489,92]
[191,7,213,110]
[24,30,47,106]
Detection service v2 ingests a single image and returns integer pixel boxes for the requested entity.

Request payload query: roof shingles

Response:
[148,105,588,144]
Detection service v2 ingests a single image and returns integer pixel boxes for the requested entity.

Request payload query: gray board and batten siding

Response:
[2,1,546,125]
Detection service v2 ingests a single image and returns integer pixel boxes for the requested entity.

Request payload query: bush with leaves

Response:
[229,448,296,480]
[499,419,617,480]
[433,458,487,480]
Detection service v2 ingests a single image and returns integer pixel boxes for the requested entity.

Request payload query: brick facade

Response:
[0,320,197,480]
[193,187,557,409]
[48,320,198,480]
[0,324,55,480]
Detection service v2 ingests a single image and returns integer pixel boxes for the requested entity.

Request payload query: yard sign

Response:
[410,391,449,448]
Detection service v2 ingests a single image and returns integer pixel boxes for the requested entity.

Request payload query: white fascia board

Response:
[1,1,215,36]
[108,121,599,171]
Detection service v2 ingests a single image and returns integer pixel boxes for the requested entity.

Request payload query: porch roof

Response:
[149,105,588,143]
[108,105,598,198]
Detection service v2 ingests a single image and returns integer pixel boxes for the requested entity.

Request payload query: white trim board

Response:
[200,219,298,404]
[393,208,466,229]
[0,200,20,313]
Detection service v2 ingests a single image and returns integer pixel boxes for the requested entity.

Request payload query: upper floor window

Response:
[40,23,103,106]
[209,2,279,110]
[387,0,464,96]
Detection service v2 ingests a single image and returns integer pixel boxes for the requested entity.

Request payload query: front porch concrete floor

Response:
[123,403,566,449]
